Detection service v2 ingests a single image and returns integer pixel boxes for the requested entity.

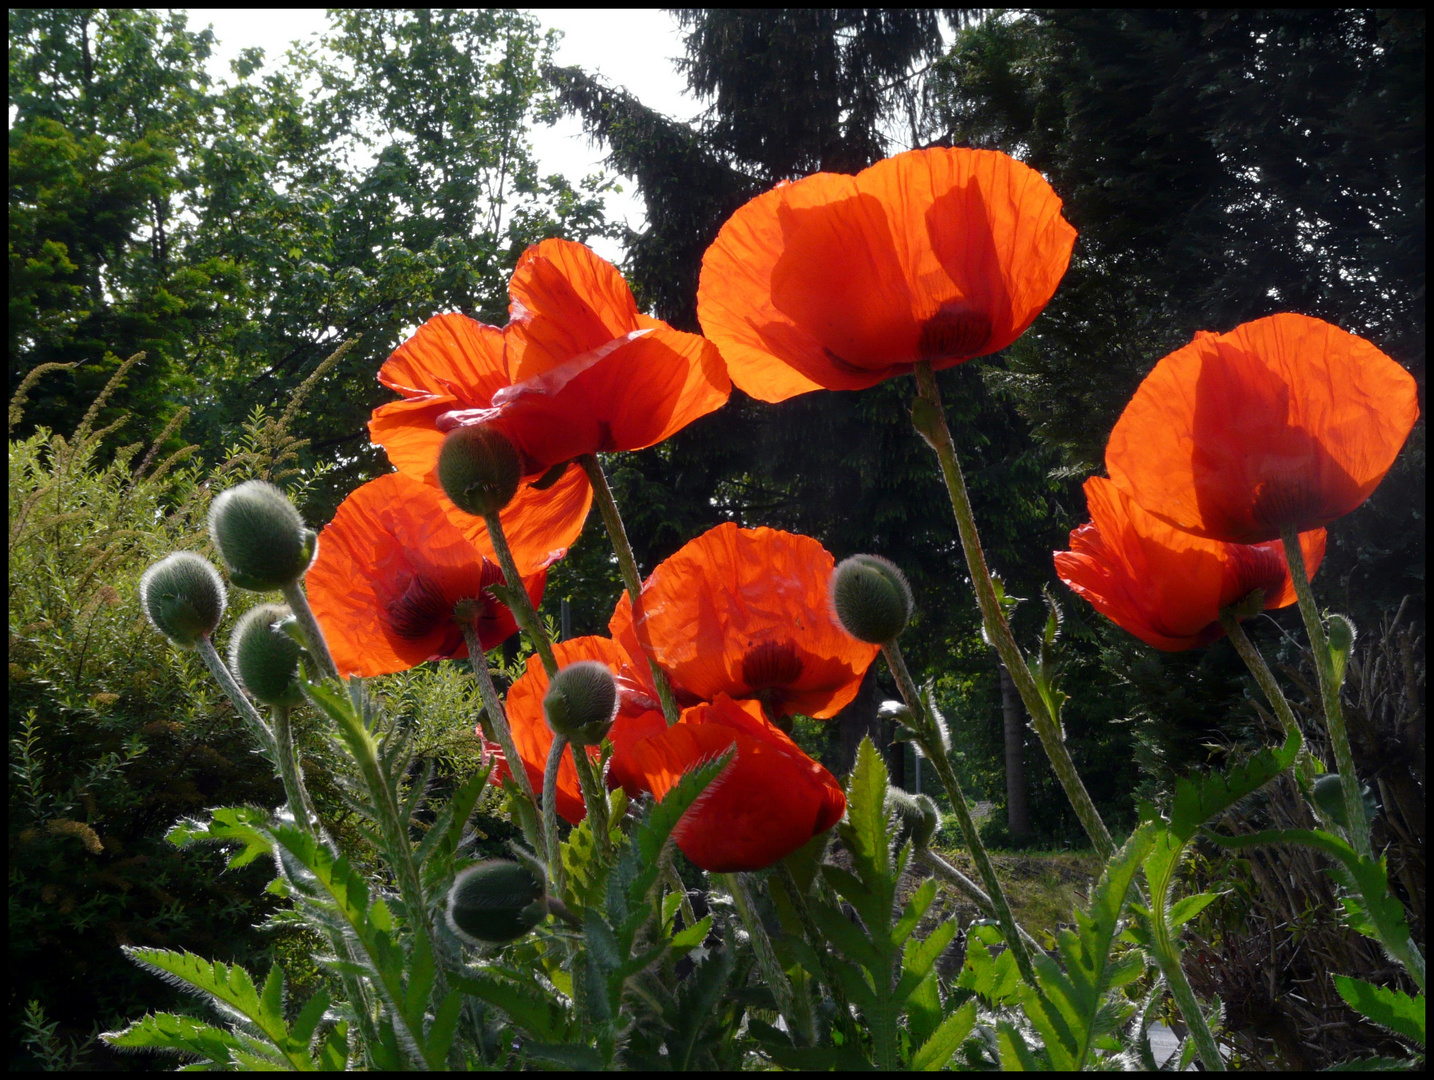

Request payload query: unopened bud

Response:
[139,552,227,649]
[229,603,305,707]
[438,425,521,517]
[1311,772,1377,832]
[886,787,940,850]
[831,554,913,644]
[543,661,618,745]
[209,480,317,591]
[446,859,548,944]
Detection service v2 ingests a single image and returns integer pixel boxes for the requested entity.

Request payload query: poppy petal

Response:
[308,473,543,676]
[1107,314,1420,543]
[609,523,879,719]
[626,695,846,872]
[378,312,512,403]
[699,147,1076,402]
[1055,476,1327,651]
[368,395,455,485]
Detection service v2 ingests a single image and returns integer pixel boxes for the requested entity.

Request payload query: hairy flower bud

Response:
[831,554,913,644]
[139,552,227,649]
[209,480,317,591]
[886,787,940,850]
[229,603,305,707]
[445,858,548,944]
[437,425,522,517]
[1311,772,1378,832]
[543,660,618,745]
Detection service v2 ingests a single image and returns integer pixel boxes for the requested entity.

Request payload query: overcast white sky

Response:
[184,9,705,262]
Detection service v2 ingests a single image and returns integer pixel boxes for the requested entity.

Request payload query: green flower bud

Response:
[831,554,913,644]
[1326,614,1357,688]
[543,661,618,745]
[229,603,305,707]
[446,859,549,944]
[437,425,521,517]
[139,552,227,649]
[208,480,317,591]
[886,787,939,850]
[1310,772,1378,831]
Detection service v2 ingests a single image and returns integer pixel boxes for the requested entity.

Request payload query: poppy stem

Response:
[911,361,1115,861]
[1280,525,1371,857]
[270,704,319,839]
[579,453,683,726]
[280,581,341,683]
[1215,608,1315,776]
[722,871,814,1048]
[195,636,276,755]
[461,625,545,862]
[481,509,559,679]
[919,849,1044,954]
[543,734,567,892]
[881,638,1039,988]
[569,742,612,858]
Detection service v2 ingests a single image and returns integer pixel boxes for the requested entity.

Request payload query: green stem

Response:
[482,509,558,679]
[919,850,1044,953]
[884,639,1037,986]
[270,705,318,837]
[1280,525,1370,856]
[723,872,810,1047]
[579,453,682,726]
[911,362,1114,860]
[461,625,545,862]
[196,636,275,755]
[1149,889,1225,1070]
[543,734,567,893]
[569,741,612,858]
[1217,607,1320,788]
[280,581,340,683]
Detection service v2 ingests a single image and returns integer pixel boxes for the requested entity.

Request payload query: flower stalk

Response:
[579,453,683,726]
[195,637,275,755]
[482,509,558,678]
[912,360,1114,861]
[1280,525,1371,856]
[882,638,1038,987]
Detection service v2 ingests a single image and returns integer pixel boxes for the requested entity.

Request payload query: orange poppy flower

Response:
[609,523,880,721]
[369,239,731,481]
[1106,314,1420,545]
[1055,477,1328,652]
[307,473,548,677]
[697,147,1077,402]
[489,636,669,824]
[624,694,847,872]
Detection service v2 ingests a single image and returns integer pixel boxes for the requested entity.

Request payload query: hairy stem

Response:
[462,625,544,862]
[543,734,567,893]
[920,850,1044,953]
[579,453,682,726]
[1281,525,1370,856]
[724,871,810,1047]
[569,741,612,858]
[1217,608,1317,782]
[911,362,1113,859]
[884,638,1038,986]
[270,705,318,837]
[196,636,275,755]
[482,510,558,678]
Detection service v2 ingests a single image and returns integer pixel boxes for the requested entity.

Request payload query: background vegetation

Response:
[9,7,1423,1069]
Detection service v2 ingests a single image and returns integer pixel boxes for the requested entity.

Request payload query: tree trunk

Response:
[1000,660,1030,840]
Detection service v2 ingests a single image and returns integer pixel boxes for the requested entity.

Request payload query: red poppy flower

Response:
[307,473,547,678]
[369,239,730,481]
[697,147,1077,402]
[624,693,846,872]
[1055,477,1328,652]
[489,636,669,824]
[1106,314,1420,545]
[609,523,880,721]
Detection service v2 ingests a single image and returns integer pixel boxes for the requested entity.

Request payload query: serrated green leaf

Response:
[1333,978,1424,1047]
[1169,891,1221,928]
[452,969,568,1042]
[996,1019,1041,1070]
[166,805,275,868]
[911,998,977,1070]
[520,1041,606,1070]
[670,913,713,954]
[843,738,891,885]
[423,989,464,1068]
[102,1011,246,1065]
[1170,729,1301,841]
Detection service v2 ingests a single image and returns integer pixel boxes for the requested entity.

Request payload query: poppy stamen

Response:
[740,639,804,693]
[919,301,992,362]
[387,573,453,640]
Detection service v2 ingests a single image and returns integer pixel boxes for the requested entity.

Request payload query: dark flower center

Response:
[741,639,804,692]
[1227,542,1289,604]
[919,301,991,362]
[387,574,452,640]
[1249,476,1325,537]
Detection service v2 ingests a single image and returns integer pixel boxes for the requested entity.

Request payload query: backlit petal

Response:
[1107,314,1419,543]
